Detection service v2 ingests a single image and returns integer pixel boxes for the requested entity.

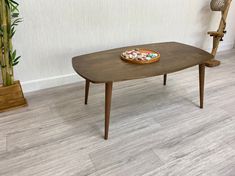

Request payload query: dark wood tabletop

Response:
[72,42,213,83]
[72,42,213,140]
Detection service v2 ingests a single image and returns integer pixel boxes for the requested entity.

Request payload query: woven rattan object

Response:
[210,0,227,11]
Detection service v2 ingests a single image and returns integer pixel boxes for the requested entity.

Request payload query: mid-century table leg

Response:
[163,74,167,86]
[85,80,90,105]
[199,64,205,109]
[105,82,113,140]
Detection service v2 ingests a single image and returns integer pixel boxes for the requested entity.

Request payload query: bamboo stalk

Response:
[6,4,14,85]
[0,0,21,86]
[1,0,12,86]
[0,36,7,85]
[0,1,4,84]
[0,0,7,85]
[1,0,9,85]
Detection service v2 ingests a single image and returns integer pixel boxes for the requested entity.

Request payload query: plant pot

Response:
[210,0,226,11]
[0,80,27,112]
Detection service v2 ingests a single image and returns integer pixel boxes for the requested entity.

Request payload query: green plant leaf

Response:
[11,18,23,27]
[10,27,16,38]
[14,56,21,63]
[9,0,19,6]
[11,5,18,13]
[7,0,19,14]
[5,0,10,6]
[12,61,19,66]
[12,50,16,59]
[11,31,16,38]
[12,12,19,18]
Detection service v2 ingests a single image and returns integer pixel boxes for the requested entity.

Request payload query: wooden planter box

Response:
[0,81,27,112]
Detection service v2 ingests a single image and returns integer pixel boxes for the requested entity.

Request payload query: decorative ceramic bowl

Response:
[121,48,160,64]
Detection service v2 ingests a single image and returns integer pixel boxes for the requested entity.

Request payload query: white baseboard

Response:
[217,42,235,52]
[21,42,234,93]
[21,73,82,93]
[206,41,234,53]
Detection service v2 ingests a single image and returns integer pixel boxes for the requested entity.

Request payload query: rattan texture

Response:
[210,0,227,11]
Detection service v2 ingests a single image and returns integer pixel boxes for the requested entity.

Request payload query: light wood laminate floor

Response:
[0,49,235,176]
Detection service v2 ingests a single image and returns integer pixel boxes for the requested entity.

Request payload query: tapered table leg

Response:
[85,80,90,105]
[163,74,167,86]
[199,64,205,109]
[104,82,113,140]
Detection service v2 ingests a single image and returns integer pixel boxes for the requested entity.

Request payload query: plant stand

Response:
[0,81,27,112]
[206,0,232,67]
[205,59,221,67]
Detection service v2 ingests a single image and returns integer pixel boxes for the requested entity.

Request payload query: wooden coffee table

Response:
[72,42,213,140]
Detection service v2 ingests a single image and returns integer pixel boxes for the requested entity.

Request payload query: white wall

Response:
[12,0,235,92]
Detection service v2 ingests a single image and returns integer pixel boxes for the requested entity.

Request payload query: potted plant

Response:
[0,0,26,112]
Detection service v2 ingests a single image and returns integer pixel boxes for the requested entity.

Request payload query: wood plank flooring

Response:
[0,49,235,176]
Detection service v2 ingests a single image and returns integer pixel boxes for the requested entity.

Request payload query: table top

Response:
[72,42,213,83]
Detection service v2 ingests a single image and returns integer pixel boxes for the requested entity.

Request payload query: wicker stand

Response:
[206,0,232,67]
[206,59,221,67]
[0,81,27,112]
